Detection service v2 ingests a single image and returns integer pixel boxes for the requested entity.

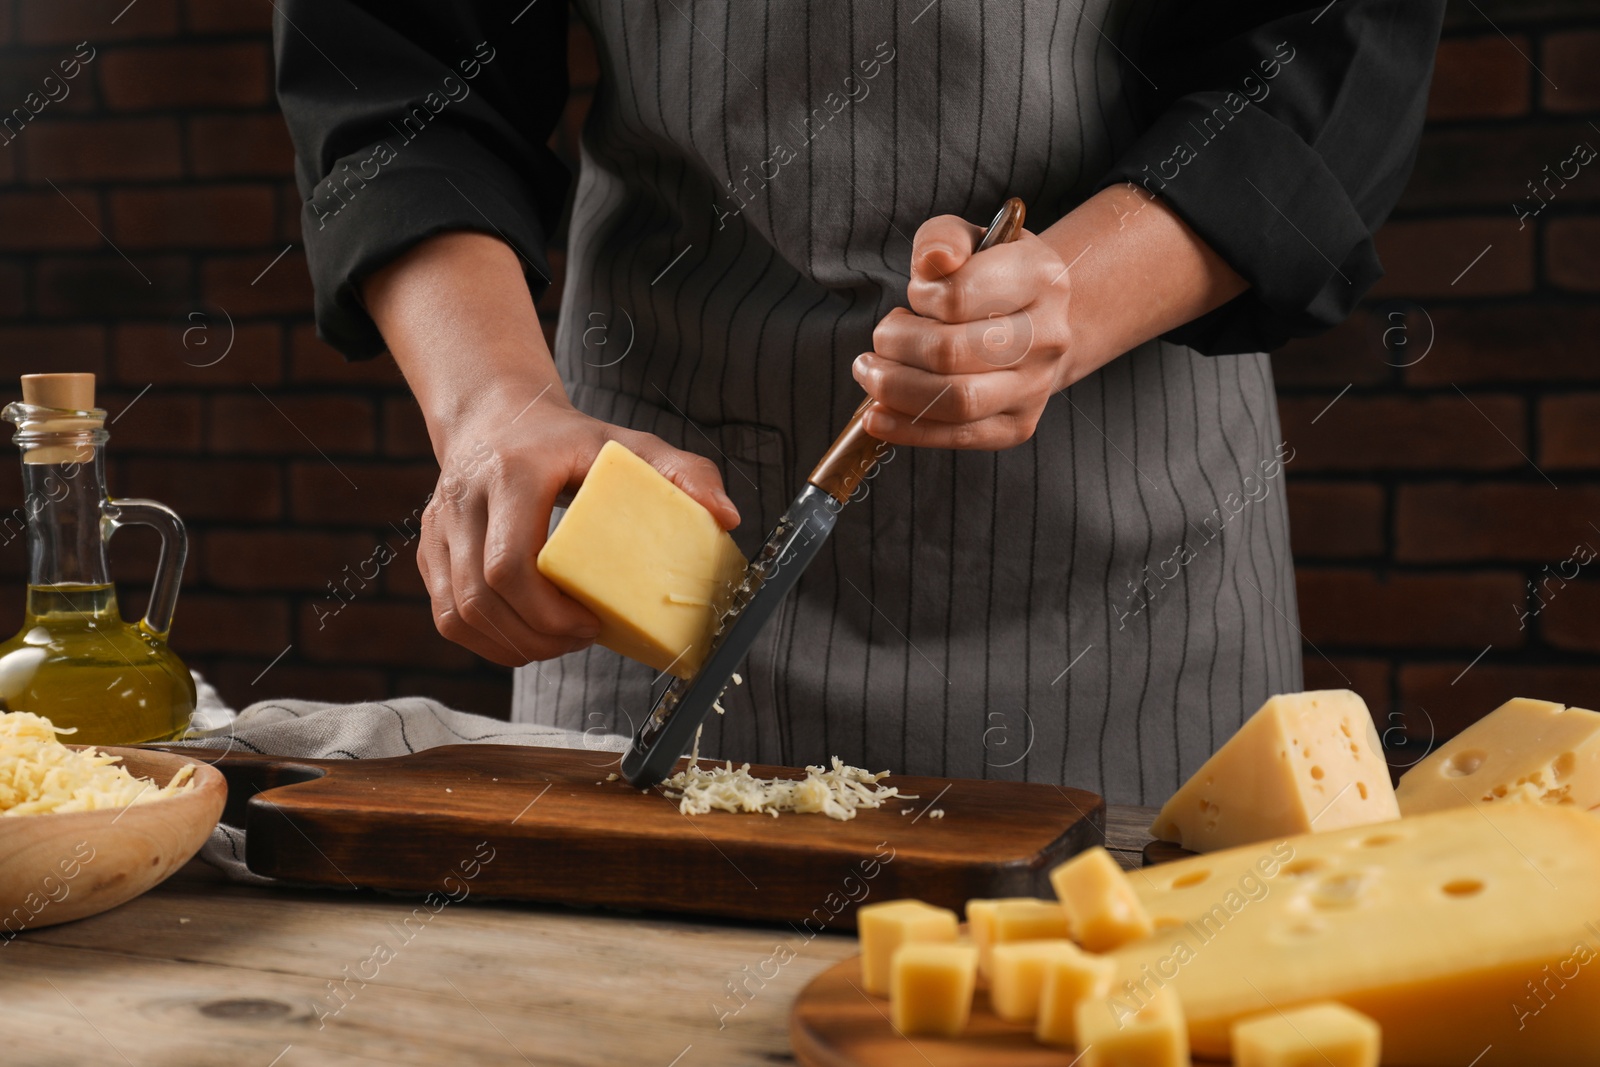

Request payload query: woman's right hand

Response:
[364,230,739,668]
[421,398,740,667]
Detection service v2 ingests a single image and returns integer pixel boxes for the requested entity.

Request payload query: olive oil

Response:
[0,584,194,743]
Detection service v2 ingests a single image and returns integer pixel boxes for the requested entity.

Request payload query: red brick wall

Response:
[0,2,1595,740]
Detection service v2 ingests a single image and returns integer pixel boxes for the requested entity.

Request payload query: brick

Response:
[1544,30,1600,113]
[22,118,183,182]
[383,395,432,457]
[1541,395,1600,469]
[188,115,294,178]
[1398,662,1600,741]
[0,263,23,317]
[394,672,514,718]
[1407,305,1600,385]
[113,321,282,386]
[210,392,377,456]
[100,389,202,452]
[1543,582,1600,652]
[1371,218,1534,299]
[1426,34,1531,119]
[205,530,384,592]
[1547,217,1600,292]
[1279,394,1527,472]
[19,0,178,43]
[110,185,277,248]
[1270,309,1393,389]
[167,593,291,656]
[209,662,387,708]
[115,457,282,521]
[0,54,99,118]
[104,522,201,589]
[200,251,313,316]
[289,460,436,526]
[569,19,600,88]
[35,255,190,317]
[1286,482,1385,558]
[278,181,302,242]
[0,326,107,380]
[1399,125,1600,211]
[184,0,273,33]
[0,190,105,250]
[289,323,405,383]
[100,43,270,110]
[383,538,429,599]
[1296,569,1527,650]
[298,600,476,670]
[1396,484,1600,562]
[1301,656,1392,712]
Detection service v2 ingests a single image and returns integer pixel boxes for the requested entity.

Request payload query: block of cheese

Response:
[1396,698,1600,815]
[990,939,1077,1024]
[1149,690,1399,852]
[856,899,958,996]
[889,942,979,1037]
[1049,846,1154,952]
[1035,944,1117,1046]
[536,440,746,677]
[1113,804,1600,1065]
[1076,985,1188,1067]
[1232,1002,1381,1067]
[965,897,1042,977]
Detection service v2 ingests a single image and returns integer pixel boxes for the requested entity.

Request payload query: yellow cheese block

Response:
[890,942,979,1037]
[965,897,1042,977]
[1232,1002,1381,1067]
[536,440,746,677]
[1149,690,1399,852]
[1076,985,1188,1067]
[1049,846,1154,952]
[1396,697,1600,814]
[1113,804,1600,1066]
[990,939,1078,1024]
[856,899,959,997]
[1034,943,1117,1047]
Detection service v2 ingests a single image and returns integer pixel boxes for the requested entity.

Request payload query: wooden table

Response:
[4,805,1157,1066]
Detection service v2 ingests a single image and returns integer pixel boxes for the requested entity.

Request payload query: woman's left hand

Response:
[853,215,1075,450]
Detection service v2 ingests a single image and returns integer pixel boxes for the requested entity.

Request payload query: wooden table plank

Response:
[6,804,1154,1064]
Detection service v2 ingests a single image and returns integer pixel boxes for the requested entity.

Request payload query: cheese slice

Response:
[1395,698,1600,815]
[1049,846,1154,952]
[1113,804,1600,1065]
[1076,985,1188,1067]
[890,942,979,1037]
[1149,690,1399,852]
[536,440,746,677]
[1232,1001,1381,1067]
[856,899,959,997]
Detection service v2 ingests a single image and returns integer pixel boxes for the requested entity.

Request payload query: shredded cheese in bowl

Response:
[0,711,195,816]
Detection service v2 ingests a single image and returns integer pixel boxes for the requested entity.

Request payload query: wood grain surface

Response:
[165,745,1106,928]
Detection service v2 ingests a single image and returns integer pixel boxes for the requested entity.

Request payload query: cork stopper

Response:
[21,373,95,412]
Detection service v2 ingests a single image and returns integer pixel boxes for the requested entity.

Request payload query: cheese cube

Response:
[889,942,979,1037]
[1114,805,1600,1063]
[989,938,1077,1023]
[536,440,746,677]
[965,897,1041,977]
[1232,1002,1381,1067]
[1049,846,1154,952]
[1034,943,1117,1046]
[1396,698,1600,815]
[857,899,958,996]
[1150,690,1399,852]
[1075,985,1188,1067]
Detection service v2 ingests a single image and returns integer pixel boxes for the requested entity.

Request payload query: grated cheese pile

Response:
[0,711,195,816]
[661,756,911,821]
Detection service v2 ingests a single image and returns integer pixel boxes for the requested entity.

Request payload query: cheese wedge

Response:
[536,440,746,677]
[1049,846,1154,951]
[1232,1001,1381,1067]
[1396,698,1600,814]
[890,942,979,1037]
[1150,690,1399,852]
[1114,804,1600,1065]
[1076,985,1188,1067]
[856,899,959,997]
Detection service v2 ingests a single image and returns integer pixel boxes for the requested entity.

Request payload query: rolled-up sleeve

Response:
[273,0,572,359]
[1099,0,1447,355]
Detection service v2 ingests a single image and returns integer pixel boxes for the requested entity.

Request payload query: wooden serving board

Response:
[162,745,1104,928]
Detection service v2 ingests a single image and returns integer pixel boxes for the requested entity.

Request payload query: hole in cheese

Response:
[1170,870,1210,889]
[1443,749,1488,777]
[1442,878,1485,897]
[1357,781,1369,800]
[1360,832,1401,847]
[1281,858,1328,878]
[1553,751,1577,781]
[1310,765,1325,781]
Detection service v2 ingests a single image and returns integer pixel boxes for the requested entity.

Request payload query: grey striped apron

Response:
[512,0,1303,806]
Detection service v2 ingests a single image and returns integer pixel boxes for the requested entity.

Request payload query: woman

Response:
[275,0,1444,804]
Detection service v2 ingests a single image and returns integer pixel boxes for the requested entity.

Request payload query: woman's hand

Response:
[853,216,1074,450]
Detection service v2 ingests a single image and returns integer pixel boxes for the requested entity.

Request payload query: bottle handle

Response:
[101,498,188,638]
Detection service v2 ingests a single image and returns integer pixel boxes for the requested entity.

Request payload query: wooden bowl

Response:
[0,747,225,932]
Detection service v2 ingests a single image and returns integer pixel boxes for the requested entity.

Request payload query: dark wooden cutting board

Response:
[166,745,1104,927]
